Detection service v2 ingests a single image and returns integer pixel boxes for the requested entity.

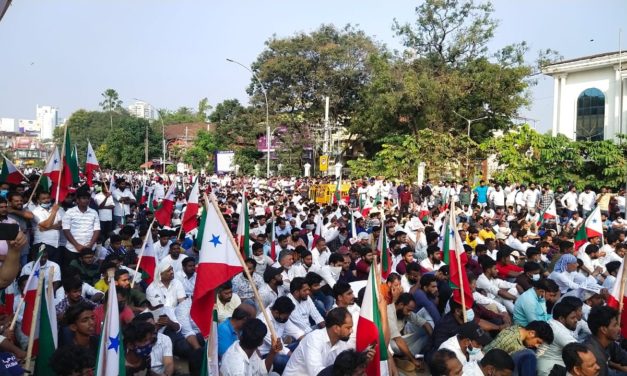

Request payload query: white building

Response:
[19,119,39,134]
[36,105,59,140]
[0,118,18,133]
[542,51,626,141]
[128,100,155,120]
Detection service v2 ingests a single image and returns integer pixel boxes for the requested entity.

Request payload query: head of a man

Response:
[562,342,600,376]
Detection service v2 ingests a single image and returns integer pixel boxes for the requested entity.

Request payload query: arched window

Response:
[576,88,605,141]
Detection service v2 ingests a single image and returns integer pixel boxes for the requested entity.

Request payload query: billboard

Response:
[215,150,235,173]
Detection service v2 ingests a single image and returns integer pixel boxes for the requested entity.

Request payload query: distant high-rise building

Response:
[36,105,59,140]
[0,118,18,133]
[128,101,155,120]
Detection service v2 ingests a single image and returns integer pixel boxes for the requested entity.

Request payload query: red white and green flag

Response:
[607,256,627,338]
[442,212,474,310]
[62,129,80,187]
[35,274,58,376]
[537,200,557,227]
[377,227,391,280]
[85,141,100,187]
[95,277,125,376]
[20,256,42,341]
[311,216,323,250]
[356,265,388,376]
[154,182,176,226]
[574,206,604,252]
[332,178,342,204]
[137,229,157,285]
[41,146,66,200]
[190,196,243,337]
[236,192,251,258]
[270,217,277,261]
[0,155,23,185]
[181,178,200,234]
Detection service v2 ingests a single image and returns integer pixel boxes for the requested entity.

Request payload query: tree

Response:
[480,125,627,189]
[97,116,161,170]
[183,130,223,170]
[99,89,123,129]
[250,24,381,161]
[197,97,212,122]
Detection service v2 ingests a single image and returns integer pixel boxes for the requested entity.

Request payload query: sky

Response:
[1,0,626,133]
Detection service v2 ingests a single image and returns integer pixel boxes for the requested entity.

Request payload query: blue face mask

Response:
[0,190,7,198]
[531,274,541,281]
[40,202,52,209]
[468,346,482,356]
[133,343,153,358]
[466,309,475,322]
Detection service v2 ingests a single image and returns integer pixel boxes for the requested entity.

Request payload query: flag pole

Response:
[618,254,627,326]
[26,148,56,205]
[130,218,157,289]
[24,267,45,372]
[205,194,278,341]
[56,125,68,203]
[0,152,28,181]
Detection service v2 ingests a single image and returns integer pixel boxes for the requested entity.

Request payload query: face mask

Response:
[0,190,7,198]
[40,202,52,209]
[133,343,153,358]
[275,316,288,324]
[467,346,481,356]
[466,309,475,322]
[330,266,342,278]
[253,255,265,264]
[531,274,540,281]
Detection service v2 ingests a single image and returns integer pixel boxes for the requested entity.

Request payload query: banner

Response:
[310,183,351,204]
[319,155,329,172]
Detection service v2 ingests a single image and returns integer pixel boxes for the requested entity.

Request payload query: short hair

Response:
[325,307,350,328]
[533,278,559,293]
[402,247,415,257]
[524,321,554,344]
[526,247,540,258]
[480,257,496,270]
[523,261,541,273]
[585,244,599,255]
[426,245,439,257]
[552,301,577,321]
[331,349,368,375]
[290,277,309,294]
[252,242,264,252]
[62,276,83,292]
[64,301,95,326]
[244,257,257,268]
[329,252,344,265]
[420,274,437,289]
[123,320,155,346]
[588,306,619,336]
[270,296,295,315]
[607,261,622,275]
[114,268,130,281]
[304,272,322,287]
[560,296,583,309]
[332,282,352,299]
[239,319,267,350]
[396,292,414,306]
[430,349,459,376]
[182,256,196,266]
[386,273,401,283]
[406,262,420,274]
[562,342,592,372]
[109,234,122,244]
[217,280,232,292]
[559,240,574,253]
[299,248,312,259]
[278,249,293,261]
[49,345,96,375]
[480,349,514,371]
[232,305,254,321]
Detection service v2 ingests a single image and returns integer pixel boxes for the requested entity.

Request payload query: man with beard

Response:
[420,244,445,272]
[115,269,148,314]
[537,302,579,376]
[283,307,362,376]
[174,256,196,298]
[31,190,63,264]
[327,226,350,253]
[257,296,296,374]
[285,277,325,340]
[332,282,359,346]
[259,266,287,309]
[584,306,627,376]
[62,188,100,269]
[402,262,422,293]
[412,274,441,325]
[161,242,184,274]
[112,178,136,227]
[214,281,241,324]
[355,246,374,280]
[217,304,257,358]
[391,293,432,371]
[7,191,33,266]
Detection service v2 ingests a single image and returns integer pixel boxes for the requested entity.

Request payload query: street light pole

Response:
[134,98,166,172]
[226,58,270,179]
[453,111,488,178]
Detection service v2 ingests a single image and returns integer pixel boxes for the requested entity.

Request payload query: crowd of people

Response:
[0,170,625,376]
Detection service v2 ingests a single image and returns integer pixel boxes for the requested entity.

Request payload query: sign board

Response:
[215,150,235,173]
[319,155,329,172]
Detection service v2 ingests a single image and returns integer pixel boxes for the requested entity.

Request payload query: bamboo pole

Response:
[130,218,157,289]
[24,266,45,371]
[26,147,56,205]
[205,194,278,341]
[618,254,627,326]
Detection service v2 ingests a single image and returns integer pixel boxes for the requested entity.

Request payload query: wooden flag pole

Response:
[26,147,56,205]
[618,254,627,326]
[130,218,157,289]
[205,194,278,341]
[24,268,45,372]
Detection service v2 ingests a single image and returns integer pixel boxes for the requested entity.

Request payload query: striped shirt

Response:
[61,206,100,253]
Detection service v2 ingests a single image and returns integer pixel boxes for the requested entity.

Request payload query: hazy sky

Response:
[1,0,626,133]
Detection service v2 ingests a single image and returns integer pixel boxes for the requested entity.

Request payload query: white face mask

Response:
[253,255,265,264]
[531,274,541,281]
[329,266,342,279]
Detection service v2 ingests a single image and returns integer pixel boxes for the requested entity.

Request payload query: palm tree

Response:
[99,89,123,129]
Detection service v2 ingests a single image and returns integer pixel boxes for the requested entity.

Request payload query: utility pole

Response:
[323,96,330,176]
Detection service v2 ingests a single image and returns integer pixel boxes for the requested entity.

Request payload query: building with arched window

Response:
[542,51,626,141]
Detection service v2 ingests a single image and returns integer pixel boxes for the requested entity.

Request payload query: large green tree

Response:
[99,89,123,130]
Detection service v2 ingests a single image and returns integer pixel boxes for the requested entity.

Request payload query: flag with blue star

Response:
[96,276,126,376]
[191,194,244,337]
[85,140,101,187]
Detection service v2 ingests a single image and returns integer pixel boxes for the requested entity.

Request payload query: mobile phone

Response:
[365,342,377,351]
[0,223,19,241]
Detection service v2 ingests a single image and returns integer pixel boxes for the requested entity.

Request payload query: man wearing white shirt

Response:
[174,256,196,297]
[284,277,325,340]
[283,307,356,376]
[476,258,518,313]
[489,185,505,209]
[462,349,515,376]
[160,242,184,274]
[31,191,63,264]
[537,302,578,375]
[257,296,296,374]
[112,179,136,227]
[152,178,166,202]
[94,183,115,242]
[312,238,331,267]
[560,186,579,218]
[438,321,492,366]
[21,249,61,290]
[578,186,597,218]
[154,230,172,261]
[62,188,100,267]
[220,318,281,376]
[145,262,186,309]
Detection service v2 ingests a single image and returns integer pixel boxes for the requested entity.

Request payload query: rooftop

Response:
[542,50,627,75]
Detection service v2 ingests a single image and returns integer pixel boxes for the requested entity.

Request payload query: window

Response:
[576,88,605,141]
